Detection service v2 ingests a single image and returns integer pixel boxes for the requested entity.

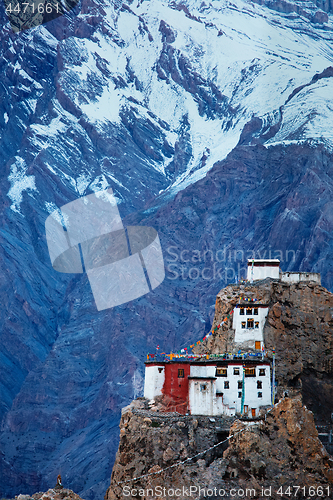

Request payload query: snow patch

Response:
[7,157,37,214]
[81,82,121,124]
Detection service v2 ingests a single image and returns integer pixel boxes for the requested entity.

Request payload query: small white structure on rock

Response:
[232,303,269,350]
[247,259,321,284]
[247,259,280,281]
[281,272,321,284]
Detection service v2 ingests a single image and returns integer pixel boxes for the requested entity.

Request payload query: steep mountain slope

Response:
[1,0,333,498]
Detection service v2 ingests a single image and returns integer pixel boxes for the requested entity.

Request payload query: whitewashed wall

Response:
[189,378,215,415]
[189,363,271,416]
[247,263,280,281]
[144,364,165,400]
[233,306,269,343]
[216,363,271,414]
[281,272,321,284]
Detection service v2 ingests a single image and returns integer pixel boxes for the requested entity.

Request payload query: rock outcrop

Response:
[9,488,84,500]
[194,279,333,424]
[106,279,333,499]
[106,397,333,500]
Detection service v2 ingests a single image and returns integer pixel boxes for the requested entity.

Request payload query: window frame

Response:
[247,318,254,329]
[245,368,256,377]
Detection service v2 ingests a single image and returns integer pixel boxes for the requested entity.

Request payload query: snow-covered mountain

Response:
[1,0,333,498]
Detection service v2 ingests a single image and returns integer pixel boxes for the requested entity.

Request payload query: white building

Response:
[281,272,321,284]
[247,259,280,281]
[232,303,269,350]
[144,360,272,418]
[143,364,165,400]
[247,259,321,284]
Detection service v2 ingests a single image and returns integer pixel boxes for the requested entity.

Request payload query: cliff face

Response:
[194,279,333,424]
[105,280,333,499]
[105,398,333,500]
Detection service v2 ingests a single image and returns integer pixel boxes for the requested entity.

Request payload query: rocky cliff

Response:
[11,488,85,500]
[195,279,333,425]
[3,0,333,497]
[105,279,333,499]
[105,397,333,500]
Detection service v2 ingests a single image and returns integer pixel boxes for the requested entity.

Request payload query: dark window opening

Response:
[245,368,256,377]
[247,319,254,329]
[216,368,227,377]
[255,322,259,328]
[224,381,229,389]
[238,381,243,389]
[259,369,266,376]
[254,308,258,315]
[257,381,262,389]
[233,368,240,375]
[246,308,252,315]
[240,308,244,315]
[200,384,207,391]
[238,392,242,398]
[241,321,246,329]
[258,392,262,398]
[158,368,163,373]
[178,369,184,378]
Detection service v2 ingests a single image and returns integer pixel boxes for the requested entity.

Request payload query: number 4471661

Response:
[277,486,330,496]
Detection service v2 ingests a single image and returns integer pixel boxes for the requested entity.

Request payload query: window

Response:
[224,381,229,389]
[158,367,163,373]
[254,308,258,315]
[200,384,207,391]
[216,392,223,398]
[216,368,227,377]
[247,319,254,329]
[240,308,244,315]
[244,405,248,413]
[238,392,242,398]
[259,369,266,376]
[255,341,261,350]
[245,368,256,377]
[255,322,259,329]
[238,381,243,389]
[258,392,262,398]
[233,368,240,375]
[241,321,246,329]
[178,369,184,378]
[246,308,252,315]
[257,381,262,389]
